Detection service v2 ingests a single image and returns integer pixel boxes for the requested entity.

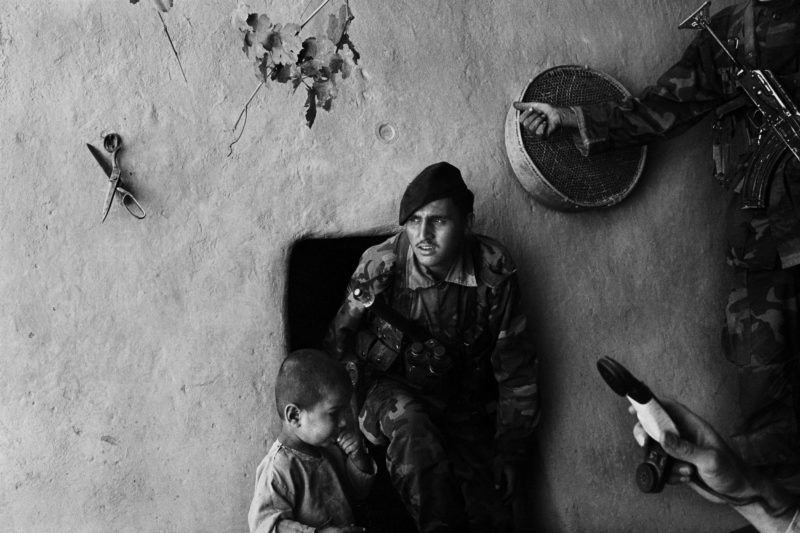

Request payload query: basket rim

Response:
[509,64,647,209]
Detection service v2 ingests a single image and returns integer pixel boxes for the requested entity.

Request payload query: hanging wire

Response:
[156,10,188,83]
[298,0,315,21]
[227,81,265,157]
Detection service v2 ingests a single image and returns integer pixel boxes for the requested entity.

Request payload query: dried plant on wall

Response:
[228,0,361,154]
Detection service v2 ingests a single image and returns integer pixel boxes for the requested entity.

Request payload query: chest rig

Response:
[354,233,497,397]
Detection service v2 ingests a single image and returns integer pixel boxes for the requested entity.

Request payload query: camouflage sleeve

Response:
[322,235,399,362]
[489,274,540,465]
[573,26,727,156]
[323,288,366,363]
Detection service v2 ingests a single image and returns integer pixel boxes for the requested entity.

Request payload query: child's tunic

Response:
[248,439,375,533]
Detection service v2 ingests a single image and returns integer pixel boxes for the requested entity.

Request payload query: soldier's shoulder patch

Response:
[351,233,400,292]
[473,234,517,288]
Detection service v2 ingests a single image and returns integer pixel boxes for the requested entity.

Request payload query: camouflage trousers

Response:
[723,265,800,472]
[358,378,512,533]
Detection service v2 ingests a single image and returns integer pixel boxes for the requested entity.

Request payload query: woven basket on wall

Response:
[504,65,647,211]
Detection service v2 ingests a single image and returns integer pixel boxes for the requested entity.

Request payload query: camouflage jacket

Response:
[572,0,800,269]
[325,232,540,464]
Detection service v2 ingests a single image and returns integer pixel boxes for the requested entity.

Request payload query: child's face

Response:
[295,388,350,447]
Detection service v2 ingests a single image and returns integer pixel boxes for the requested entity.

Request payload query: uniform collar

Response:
[405,241,478,290]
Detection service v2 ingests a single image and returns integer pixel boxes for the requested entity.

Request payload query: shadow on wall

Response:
[286,235,391,351]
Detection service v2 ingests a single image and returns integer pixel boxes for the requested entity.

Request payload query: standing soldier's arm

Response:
[515,14,731,155]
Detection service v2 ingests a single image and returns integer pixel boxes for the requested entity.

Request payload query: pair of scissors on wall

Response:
[86,133,146,222]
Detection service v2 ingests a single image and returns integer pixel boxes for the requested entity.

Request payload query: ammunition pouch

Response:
[356,321,403,372]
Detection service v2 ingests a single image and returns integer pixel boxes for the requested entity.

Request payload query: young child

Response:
[248,349,375,533]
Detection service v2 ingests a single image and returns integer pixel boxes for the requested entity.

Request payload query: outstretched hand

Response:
[512,101,564,139]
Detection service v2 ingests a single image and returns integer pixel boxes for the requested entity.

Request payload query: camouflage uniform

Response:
[325,231,540,532]
[571,1,800,472]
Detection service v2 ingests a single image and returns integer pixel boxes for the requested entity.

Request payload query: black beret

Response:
[398,162,474,224]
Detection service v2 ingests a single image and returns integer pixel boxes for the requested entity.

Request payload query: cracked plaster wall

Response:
[0,0,746,531]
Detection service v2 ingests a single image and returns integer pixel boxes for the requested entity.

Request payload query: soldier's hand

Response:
[513,102,578,139]
[493,460,521,503]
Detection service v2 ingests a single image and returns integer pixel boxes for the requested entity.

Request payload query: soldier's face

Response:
[404,198,471,279]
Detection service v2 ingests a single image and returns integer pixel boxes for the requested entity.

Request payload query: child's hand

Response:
[316,525,365,533]
[336,431,364,457]
[336,431,372,473]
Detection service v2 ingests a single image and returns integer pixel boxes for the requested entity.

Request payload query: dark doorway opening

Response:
[286,235,390,351]
[286,234,417,533]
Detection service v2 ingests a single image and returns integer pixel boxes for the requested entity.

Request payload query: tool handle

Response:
[116,186,146,219]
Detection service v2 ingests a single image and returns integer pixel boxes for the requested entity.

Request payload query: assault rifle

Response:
[680,1,800,208]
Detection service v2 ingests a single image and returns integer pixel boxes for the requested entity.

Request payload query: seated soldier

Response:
[325,162,540,533]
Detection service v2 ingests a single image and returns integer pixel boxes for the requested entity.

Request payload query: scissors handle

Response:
[104,133,122,183]
[116,186,146,219]
[103,133,121,152]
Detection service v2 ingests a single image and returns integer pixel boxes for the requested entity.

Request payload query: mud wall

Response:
[0,1,744,531]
